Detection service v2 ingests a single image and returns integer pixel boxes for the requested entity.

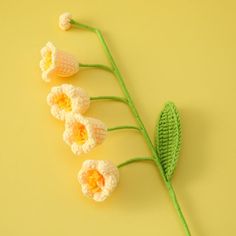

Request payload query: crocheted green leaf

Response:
[156,102,181,180]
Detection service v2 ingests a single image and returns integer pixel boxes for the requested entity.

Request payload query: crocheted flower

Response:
[78,160,119,202]
[63,113,107,156]
[59,12,72,31]
[47,84,90,121]
[40,42,79,82]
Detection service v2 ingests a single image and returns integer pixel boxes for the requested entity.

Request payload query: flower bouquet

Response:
[40,12,191,235]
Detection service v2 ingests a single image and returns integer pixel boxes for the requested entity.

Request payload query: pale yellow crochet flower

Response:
[78,160,119,202]
[47,84,90,121]
[63,113,107,156]
[59,12,72,31]
[40,42,79,82]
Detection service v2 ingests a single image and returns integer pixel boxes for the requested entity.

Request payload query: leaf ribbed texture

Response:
[156,102,181,180]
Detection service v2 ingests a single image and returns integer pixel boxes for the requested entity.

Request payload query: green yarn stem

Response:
[71,20,191,236]
[70,19,96,32]
[166,181,191,236]
[117,157,154,168]
[80,63,113,73]
[108,126,141,132]
[90,96,128,103]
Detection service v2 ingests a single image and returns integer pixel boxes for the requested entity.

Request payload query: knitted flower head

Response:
[78,160,119,202]
[47,84,90,121]
[59,12,72,31]
[40,42,79,82]
[63,113,107,156]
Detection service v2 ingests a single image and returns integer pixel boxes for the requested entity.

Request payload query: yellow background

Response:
[0,0,235,235]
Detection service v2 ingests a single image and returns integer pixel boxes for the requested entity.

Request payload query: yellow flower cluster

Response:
[46,83,107,156]
[40,15,119,201]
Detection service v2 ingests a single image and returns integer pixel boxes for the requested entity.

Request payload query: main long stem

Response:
[166,182,192,236]
[71,21,191,236]
[96,30,191,236]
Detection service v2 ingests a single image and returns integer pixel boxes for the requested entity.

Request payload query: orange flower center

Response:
[85,169,105,194]
[73,123,88,144]
[53,93,72,111]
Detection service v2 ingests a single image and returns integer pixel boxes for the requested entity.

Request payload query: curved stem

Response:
[117,157,154,168]
[80,63,113,73]
[90,96,128,104]
[70,20,96,32]
[108,126,140,132]
[71,20,191,236]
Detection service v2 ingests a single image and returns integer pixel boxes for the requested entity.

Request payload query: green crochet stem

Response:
[108,126,141,132]
[71,19,191,236]
[80,63,113,73]
[117,157,153,168]
[90,96,128,104]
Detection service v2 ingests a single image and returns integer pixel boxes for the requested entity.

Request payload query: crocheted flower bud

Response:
[59,12,72,31]
[63,113,107,156]
[47,84,90,121]
[40,42,79,82]
[78,160,119,202]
